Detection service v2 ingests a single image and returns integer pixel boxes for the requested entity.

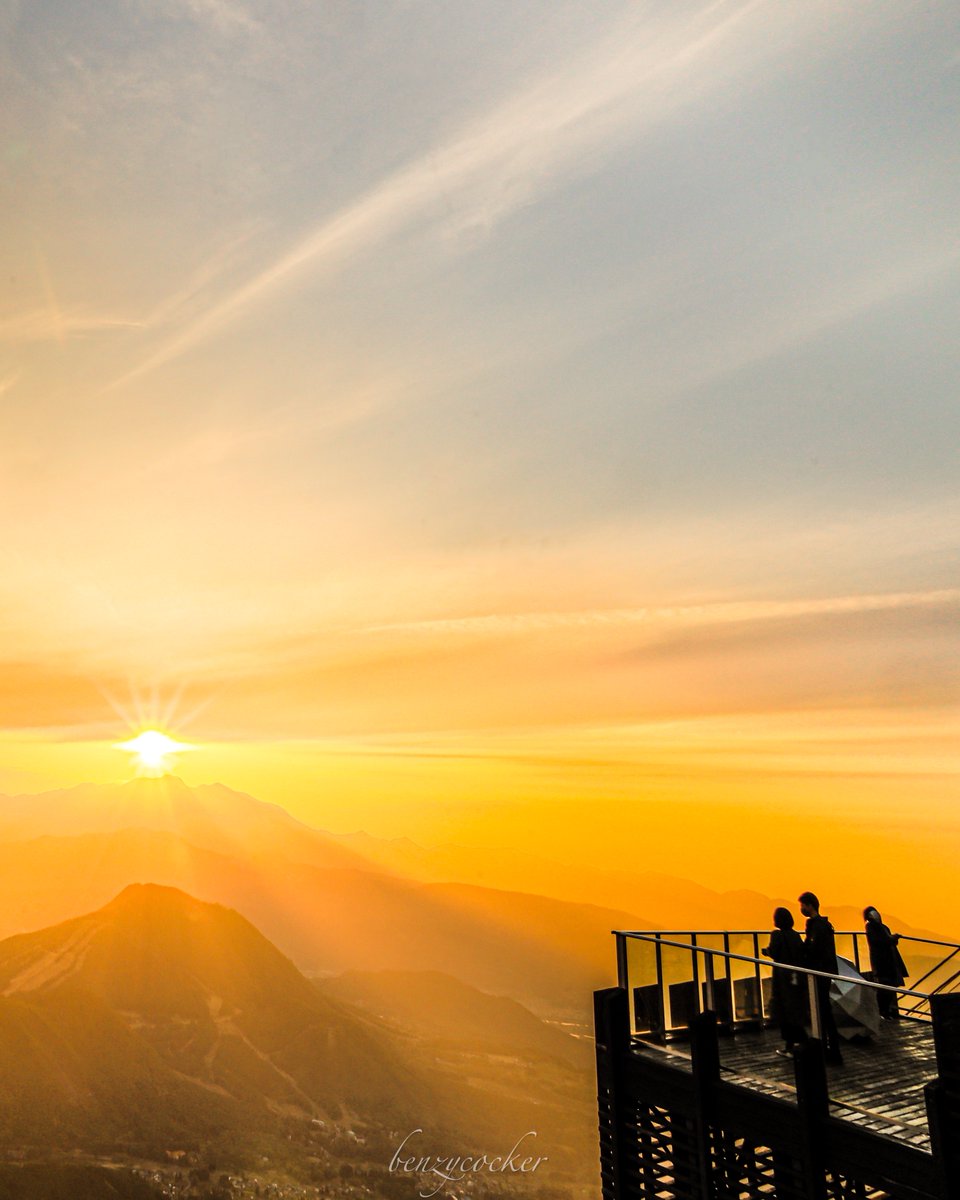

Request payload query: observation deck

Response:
[594,928,960,1199]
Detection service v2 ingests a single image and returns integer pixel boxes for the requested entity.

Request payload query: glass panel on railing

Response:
[849,931,865,974]
[696,935,728,1021]
[626,936,661,1037]
[834,931,857,973]
[725,933,763,1023]
[659,934,698,1034]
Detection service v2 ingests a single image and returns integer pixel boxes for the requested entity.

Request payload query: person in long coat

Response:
[864,906,908,1019]
[763,907,808,1055]
[799,891,844,1064]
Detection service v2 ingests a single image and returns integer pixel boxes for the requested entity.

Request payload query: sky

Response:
[1,2,958,910]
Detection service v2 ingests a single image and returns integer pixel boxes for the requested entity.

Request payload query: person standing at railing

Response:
[762,907,808,1057]
[798,891,844,1065]
[863,907,908,1020]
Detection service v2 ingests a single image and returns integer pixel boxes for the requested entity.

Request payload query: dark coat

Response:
[866,919,908,986]
[804,914,839,974]
[765,928,807,1028]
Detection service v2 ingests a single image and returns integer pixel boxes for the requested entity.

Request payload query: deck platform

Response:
[599,930,960,1197]
[632,1018,938,1151]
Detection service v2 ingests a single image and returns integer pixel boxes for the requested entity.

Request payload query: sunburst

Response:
[115,730,193,776]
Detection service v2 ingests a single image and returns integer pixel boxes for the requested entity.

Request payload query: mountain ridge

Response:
[0,777,943,942]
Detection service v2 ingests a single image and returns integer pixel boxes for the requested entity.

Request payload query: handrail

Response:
[614,930,931,1001]
[905,944,960,993]
[902,964,960,1016]
[625,928,960,950]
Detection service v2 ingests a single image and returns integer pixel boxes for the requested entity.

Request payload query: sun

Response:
[115,730,192,776]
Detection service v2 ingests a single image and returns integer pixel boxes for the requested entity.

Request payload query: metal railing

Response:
[612,928,960,1040]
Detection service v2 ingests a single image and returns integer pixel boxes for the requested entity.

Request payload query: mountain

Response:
[327,833,950,941]
[0,776,377,875]
[0,985,236,1146]
[0,887,599,1190]
[318,969,592,1067]
[0,826,640,1018]
[0,779,942,945]
[0,884,437,1146]
[0,780,942,1025]
[0,1166,159,1200]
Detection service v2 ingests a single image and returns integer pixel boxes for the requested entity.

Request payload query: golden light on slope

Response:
[115,730,192,776]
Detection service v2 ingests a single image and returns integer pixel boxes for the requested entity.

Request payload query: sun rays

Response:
[115,730,194,776]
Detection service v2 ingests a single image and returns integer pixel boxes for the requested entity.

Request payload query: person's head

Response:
[773,907,794,930]
[798,891,820,918]
[863,906,881,923]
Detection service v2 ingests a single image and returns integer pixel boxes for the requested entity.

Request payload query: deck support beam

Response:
[927,994,960,1199]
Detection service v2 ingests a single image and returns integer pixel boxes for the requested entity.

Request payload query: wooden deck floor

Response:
[633,1019,938,1151]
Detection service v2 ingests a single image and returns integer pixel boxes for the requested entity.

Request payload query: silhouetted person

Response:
[799,891,843,1065]
[864,906,908,1019]
[762,907,807,1056]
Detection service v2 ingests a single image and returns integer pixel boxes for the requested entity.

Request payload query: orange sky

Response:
[2,3,958,932]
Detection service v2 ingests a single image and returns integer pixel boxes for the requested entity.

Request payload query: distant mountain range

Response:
[0,776,368,872]
[0,775,941,1193]
[0,777,942,1021]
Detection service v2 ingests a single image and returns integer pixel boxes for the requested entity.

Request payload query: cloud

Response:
[0,660,118,729]
[141,226,262,332]
[5,583,956,738]
[0,309,143,344]
[681,240,960,395]
[112,0,834,386]
[362,588,960,641]
[151,0,259,35]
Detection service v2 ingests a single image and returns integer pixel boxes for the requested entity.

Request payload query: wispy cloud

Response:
[141,226,261,332]
[682,239,960,395]
[0,309,143,343]
[111,0,835,386]
[158,0,259,35]
[362,588,960,640]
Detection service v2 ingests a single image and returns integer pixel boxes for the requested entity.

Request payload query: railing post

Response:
[925,993,960,1200]
[594,987,636,1200]
[690,1011,720,1200]
[752,933,763,1023]
[793,1039,829,1200]
[615,932,628,990]
[723,933,735,1025]
[704,952,716,1014]
[807,972,823,1043]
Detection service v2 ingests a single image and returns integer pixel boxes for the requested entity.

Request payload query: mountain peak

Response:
[103,880,211,913]
[0,884,316,1021]
[0,890,437,1140]
[0,778,377,875]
